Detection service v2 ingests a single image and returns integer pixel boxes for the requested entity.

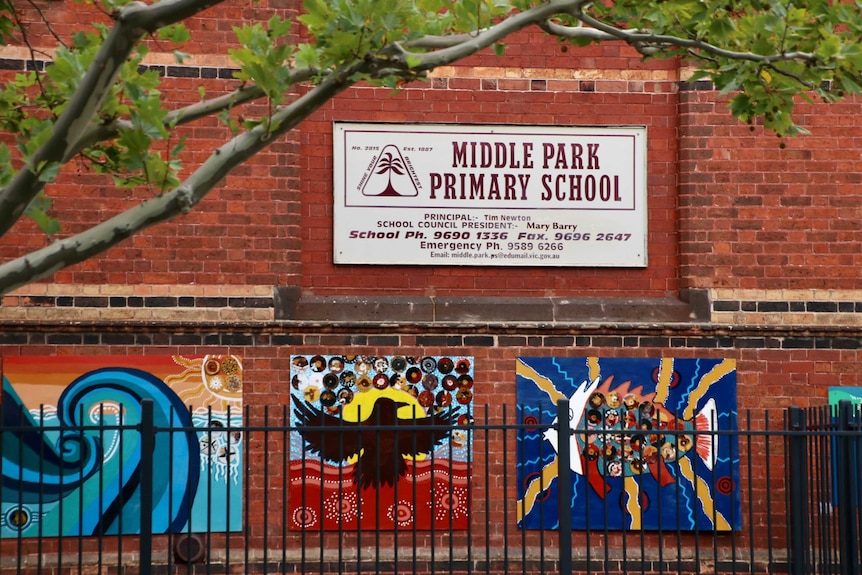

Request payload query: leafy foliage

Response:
[584,0,862,136]
[0,0,860,294]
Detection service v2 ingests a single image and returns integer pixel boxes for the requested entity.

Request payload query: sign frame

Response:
[333,122,648,267]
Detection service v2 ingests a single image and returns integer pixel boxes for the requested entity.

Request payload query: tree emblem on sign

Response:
[377,151,404,196]
[361,145,419,198]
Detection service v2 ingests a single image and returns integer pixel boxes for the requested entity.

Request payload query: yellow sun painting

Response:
[172,354,243,410]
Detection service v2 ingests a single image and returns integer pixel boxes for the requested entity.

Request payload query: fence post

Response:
[836,400,859,575]
[787,406,808,575]
[556,399,572,575]
[139,399,154,575]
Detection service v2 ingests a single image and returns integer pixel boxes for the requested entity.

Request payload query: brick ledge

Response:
[274,287,709,324]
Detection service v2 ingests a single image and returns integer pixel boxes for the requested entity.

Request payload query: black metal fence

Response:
[787,401,862,575]
[1,400,860,575]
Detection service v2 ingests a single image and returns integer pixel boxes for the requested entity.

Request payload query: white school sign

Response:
[332,123,647,267]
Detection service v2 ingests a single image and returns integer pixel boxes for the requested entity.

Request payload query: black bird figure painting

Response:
[293,397,459,489]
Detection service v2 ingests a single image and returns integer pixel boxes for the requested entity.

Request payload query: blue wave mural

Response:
[0,355,243,537]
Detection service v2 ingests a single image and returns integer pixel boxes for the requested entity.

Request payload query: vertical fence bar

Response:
[282,405,289,575]
[96,405,103,575]
[139,399,155,575]
[263,407,270,575]
[116,406,124,566]
[411,406,419,575]
[226,405,234,575]
[787,406,808,575]
[246,406,253,575]
[492,403,500,575]
[766,410,776,571]
[836,400,859,575]
[855,403,862,574]
[206,406,214,575]
[745,410,755,575]
[466,411,473,575]
[540,418,548,575]
[813,406,833,575]
[166,407,174,575]
[556,400,572,575]
[37,407,46,575]
[76,404,85,574]
[17,403,26,575]
[186,405,197,575]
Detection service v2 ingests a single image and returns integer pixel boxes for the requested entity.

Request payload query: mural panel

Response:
[289,354,473,530]
[828,386,862,408]
[516,356,739,531]
[827,386,862,507]
[0,355,243,537]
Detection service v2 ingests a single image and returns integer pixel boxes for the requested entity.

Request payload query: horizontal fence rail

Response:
[1,401,860,575]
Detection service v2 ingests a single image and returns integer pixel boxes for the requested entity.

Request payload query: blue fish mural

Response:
[516,356,740,531]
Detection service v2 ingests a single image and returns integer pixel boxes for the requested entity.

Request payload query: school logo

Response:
[361,145,420,198]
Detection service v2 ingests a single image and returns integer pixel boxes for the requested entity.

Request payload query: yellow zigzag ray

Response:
[678,456,731,531]
[517,359,566,404]
[653,358,675,405]
[684,359,736,420]
[165,357,201,389]
[587,357,600,382]
[517,457,559,522]
[623,476,642,529]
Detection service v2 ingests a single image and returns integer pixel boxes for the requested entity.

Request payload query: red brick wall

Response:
[4,3,861,299]
[1,3,861,569]
[0,0,303,289]
[679,90,862,292]
[296,28,681,297]
[2,0,862,302]
[0,14,684,297]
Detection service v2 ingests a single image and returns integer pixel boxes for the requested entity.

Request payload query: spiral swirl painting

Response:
[0,355,243,537]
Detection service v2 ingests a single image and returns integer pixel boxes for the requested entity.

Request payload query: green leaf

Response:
[299,0,332,31]
[267,14,292,38]
[117,128,152,159]
[36,161,61,183]
[0,13,14,45]
[171,137,187,158]
[708,17,736,39]
[728,92,753,119]
[24,193,60,236]
[0,144,12,187]
[839,74,862,95]
[158,23,190,44]
[294,44,320,69]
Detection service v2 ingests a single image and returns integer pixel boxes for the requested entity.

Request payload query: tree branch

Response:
[397,0,595,72]
[0,60,365,296]
[570,9,816,64]
[0,0,604,295]
[70,66,319,160]
[0,0,844,295]
[0,0,228,239]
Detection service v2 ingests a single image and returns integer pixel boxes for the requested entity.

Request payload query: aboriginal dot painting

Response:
[0,355,243,538]
[289,354,474,531]
[516,356,740,531]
